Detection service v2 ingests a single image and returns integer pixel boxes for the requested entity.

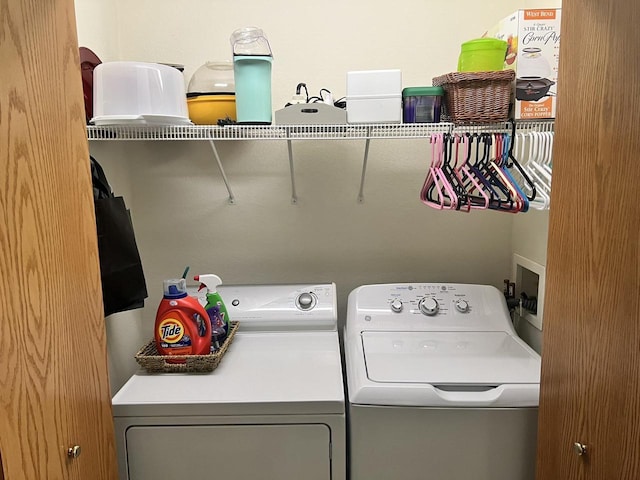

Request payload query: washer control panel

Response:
[384,284,471,317]
[347,283,512,332]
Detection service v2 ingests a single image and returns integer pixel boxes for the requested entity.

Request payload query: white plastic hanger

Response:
[518,132,550,210]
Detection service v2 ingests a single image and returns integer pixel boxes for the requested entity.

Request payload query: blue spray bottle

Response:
[194,274,230,351]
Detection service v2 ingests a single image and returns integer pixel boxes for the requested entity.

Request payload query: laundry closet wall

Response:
[77,0,560,393]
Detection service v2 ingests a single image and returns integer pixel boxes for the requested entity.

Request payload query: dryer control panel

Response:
[346,283,513,333]
[189,283,338,332]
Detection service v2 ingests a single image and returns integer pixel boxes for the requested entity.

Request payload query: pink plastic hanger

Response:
[420,134,458,209]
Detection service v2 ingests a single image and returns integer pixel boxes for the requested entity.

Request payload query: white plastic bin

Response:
[346,69,402,124]
[92,61,190,125]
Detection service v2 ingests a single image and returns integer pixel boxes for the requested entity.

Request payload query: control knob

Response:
[418,297,439,316]
[390,299,403,313]
[296,292,317,311]
[454,299,469,313]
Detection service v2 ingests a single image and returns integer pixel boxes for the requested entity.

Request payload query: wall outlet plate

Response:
[512,254,545,331]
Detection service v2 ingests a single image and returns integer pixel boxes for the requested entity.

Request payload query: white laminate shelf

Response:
[86,121,555,204]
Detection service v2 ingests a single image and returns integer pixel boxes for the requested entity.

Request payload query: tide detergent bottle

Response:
[194,274,230,350]
[155,278,211,362]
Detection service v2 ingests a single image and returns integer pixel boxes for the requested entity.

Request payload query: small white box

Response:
[346,69,402,124]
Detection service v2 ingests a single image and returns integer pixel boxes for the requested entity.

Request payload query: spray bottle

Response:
[155,278,211,362]
[194,274,231,351]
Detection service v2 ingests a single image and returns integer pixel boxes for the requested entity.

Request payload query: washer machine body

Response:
[344,283,541,480]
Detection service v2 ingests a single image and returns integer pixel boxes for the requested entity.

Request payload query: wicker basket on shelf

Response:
[432,70,515,124]
[135,321,240,373]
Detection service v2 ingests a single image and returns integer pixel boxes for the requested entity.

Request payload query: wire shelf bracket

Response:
[208,140,235,204]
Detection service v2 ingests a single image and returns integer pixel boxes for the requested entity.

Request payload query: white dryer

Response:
[113,283,345,480]
[344,283,541,480]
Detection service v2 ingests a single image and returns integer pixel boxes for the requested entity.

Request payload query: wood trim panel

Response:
[536,0,640,478]
[0,0,118,478]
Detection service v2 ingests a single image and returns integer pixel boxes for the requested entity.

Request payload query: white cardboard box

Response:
[486,9,561,119]
[346,69,402,124]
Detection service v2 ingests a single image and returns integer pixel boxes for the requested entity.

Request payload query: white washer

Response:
[113,283,345,480]
[344,283,541,480]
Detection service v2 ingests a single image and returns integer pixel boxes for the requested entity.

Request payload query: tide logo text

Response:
[158,319,184,343]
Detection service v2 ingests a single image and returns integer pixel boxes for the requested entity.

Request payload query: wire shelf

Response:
[87,121,554,141]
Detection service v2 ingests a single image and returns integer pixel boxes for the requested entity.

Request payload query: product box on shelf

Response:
[485,8,561,119]
[346,69,402,124]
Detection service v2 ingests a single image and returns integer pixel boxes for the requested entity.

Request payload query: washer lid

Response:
[362,331,540,385]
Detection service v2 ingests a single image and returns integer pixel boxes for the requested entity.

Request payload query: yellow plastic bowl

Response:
[187,94,236,124]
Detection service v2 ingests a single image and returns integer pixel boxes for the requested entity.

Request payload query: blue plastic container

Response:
[233,55,273,124]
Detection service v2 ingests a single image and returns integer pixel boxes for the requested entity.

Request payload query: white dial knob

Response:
[390,299,403,313]
[296,292,317,310]
[454,299,469,313]
[419,297,439,316]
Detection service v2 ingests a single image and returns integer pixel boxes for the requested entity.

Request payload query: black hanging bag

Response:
[91,156,148,316]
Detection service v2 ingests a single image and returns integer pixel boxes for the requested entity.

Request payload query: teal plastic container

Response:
[233,55,273,124]
[458,38,508,72]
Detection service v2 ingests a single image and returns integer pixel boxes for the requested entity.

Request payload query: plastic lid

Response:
[163,278,188,299]
[92,62,189,120]
[187,61,235,94]
[461,38,508,52]
[230,27,272,56]
[402,86,444,97]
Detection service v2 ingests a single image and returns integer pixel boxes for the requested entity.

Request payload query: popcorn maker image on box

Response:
[487,9,561,119]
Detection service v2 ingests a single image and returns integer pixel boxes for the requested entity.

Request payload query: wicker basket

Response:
[432,70,515,124]
[135,321,240,373]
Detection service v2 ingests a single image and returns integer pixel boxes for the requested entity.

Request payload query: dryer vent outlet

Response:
[511,254,546,331]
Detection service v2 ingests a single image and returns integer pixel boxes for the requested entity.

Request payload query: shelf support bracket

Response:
[287,134,298,205]
[208,140,236,204]
[357,127,372,203]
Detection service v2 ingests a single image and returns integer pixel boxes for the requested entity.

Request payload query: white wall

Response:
[526,0,562,7]
[78,0,525,103]
[75,1,119,61]
[77,0,559,393]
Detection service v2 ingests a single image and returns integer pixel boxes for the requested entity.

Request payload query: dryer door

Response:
[125,424,331,479]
